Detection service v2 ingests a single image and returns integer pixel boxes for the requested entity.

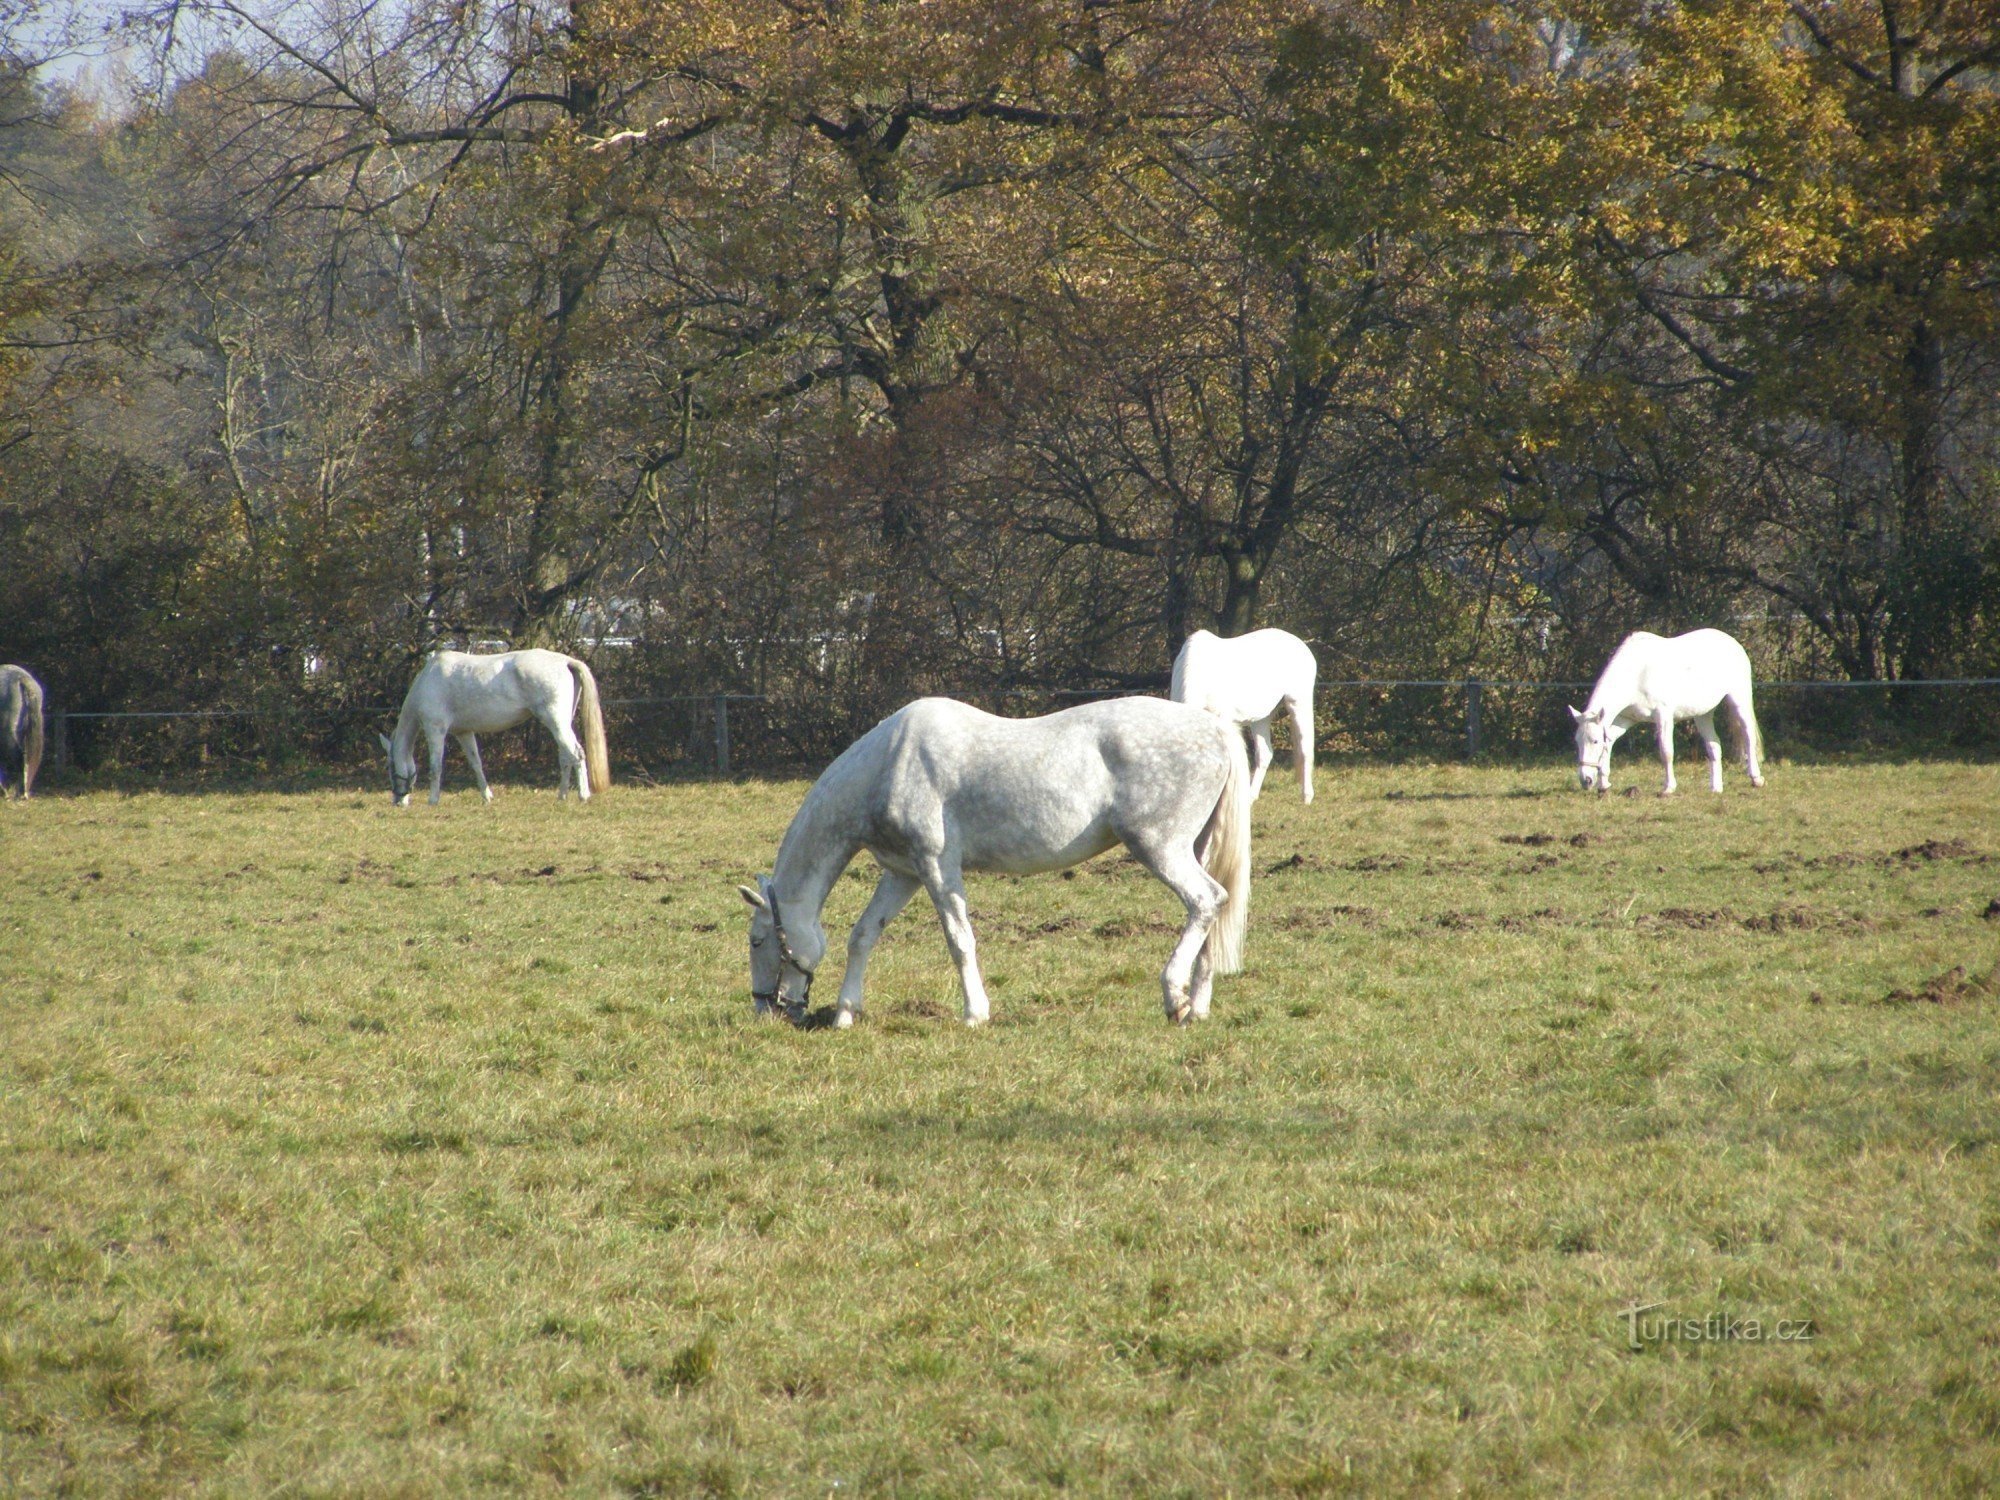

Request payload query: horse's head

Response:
[738,877,824,1022]
[378,732,416,806]
[1568,706,1623,792]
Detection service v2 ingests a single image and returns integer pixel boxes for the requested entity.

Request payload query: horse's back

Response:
[409,649,576,732]
[862,696,1233,872]
[1604,629,1754,715]
[1172,629,1315,719]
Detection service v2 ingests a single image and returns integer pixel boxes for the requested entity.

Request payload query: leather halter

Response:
[752,899,813,1019]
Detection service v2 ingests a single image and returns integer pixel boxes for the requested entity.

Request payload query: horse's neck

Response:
[391,696,426,754]
[771,774,866,920]
[1587,653,1648,722]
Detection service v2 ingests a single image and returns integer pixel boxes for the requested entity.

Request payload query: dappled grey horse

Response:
[1,665,45,800]
[380,649,610,806]
[740,695,1253,1028]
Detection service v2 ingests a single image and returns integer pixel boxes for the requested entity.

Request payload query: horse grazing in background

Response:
[1571,629,1765,796]
[1171,628,1318,802]
[739,696,1253,1029]
[380,649,610,806]
[1,665,45,799]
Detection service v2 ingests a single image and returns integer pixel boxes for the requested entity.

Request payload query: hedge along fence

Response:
[33,677,2000,784]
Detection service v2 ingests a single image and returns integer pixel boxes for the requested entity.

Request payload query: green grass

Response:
[3,760,1998,1495]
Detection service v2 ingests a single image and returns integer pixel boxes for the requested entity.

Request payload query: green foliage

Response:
[2,1,1998,730]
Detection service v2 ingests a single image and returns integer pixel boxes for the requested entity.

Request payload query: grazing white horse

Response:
[379,649,610,806]
[1,664,45,800]
[739,696,1253,1029]
[1571,629,1765,795]
[1170,628,1317,802]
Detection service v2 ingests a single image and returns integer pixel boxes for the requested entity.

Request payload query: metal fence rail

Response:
[38,678,2000,778]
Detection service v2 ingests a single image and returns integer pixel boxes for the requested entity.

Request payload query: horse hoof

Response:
[834,1008,856,1029]
[964,1013,988,1029]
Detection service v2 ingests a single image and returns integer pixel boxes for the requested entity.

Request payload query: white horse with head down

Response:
[1571,629,1765,795]
[1170,627,1318,802]
[738,695,1252,1029]
[379,648,609,806]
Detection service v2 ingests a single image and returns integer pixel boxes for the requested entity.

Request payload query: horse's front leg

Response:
[836,869,921,1028]
[919,858,992,1027]
[426,728,448,805]
[1694,712,1723,793]
[1655,714,1677,796]
[457,733,494,804]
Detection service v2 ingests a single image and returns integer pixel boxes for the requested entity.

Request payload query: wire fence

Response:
[31,675,2000,784]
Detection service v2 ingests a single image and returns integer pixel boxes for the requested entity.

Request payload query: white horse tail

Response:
[568,656,611,793]
[1201,721,1253,975]
[18,672,44,797]
[1170,639,1191,704]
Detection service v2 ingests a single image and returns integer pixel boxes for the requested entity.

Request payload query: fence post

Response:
[714,694,731,777]
[1465,678,1483,759]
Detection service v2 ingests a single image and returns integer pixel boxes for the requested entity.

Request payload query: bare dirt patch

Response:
[1643,907,1732,930]
[1499,833,1554,847]
[1265,853,1323,875]
[1887,838,1981,866]
[1880,963,1999,1007]
[1497,908,1566,931]
[1346,854,1408,873]
[1276,905,1378,930]
[1093,917,1181,939]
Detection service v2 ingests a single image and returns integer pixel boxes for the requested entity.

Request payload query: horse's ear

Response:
[377,732,393,753]
[737,883,771,913]
[1567,705,1582,723]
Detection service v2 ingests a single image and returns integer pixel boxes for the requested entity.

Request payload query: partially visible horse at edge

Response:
[379,649,610,806]
[1171,627,1318,802]
[739,695,1253,1029]
[1571,628,1765,795]
[1,665,45,800]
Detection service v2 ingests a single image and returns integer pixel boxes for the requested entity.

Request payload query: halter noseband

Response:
[390,766,416,799]
[752,901,814,1019]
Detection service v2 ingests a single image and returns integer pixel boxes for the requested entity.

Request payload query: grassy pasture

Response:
[2,759,1998,1496]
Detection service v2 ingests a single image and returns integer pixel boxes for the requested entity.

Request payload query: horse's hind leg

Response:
[1731,692,1765,787]
[1123,834,1223,1023]
[1285,694,1315,804]
[1694,712,1723,793]
[1245,720,1275,801]
[918,855,992,1027]
[457,734,494,804]
[537,709,590,801]
[836,868,921,1028]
